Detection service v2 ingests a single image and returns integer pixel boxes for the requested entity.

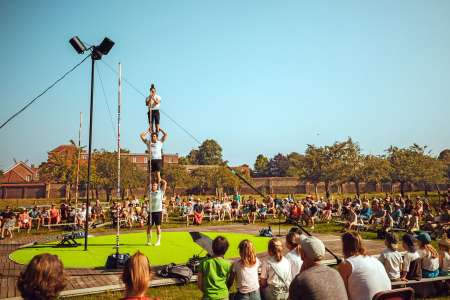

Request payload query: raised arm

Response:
[159,128,168,143]
[160,179,167,193]
[140,130,149,144]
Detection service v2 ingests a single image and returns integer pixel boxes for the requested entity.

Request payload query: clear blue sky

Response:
[1,0,450,170]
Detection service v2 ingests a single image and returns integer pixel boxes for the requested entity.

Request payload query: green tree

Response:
[299,145,324,199]
[438,149,450,182]
[268,153,290,177]
[163,164,192,196]
[197,139,223,165]
[191,167,215,194]
[94,150,117,202]
[185,149,200,164]
[253,154,269,177]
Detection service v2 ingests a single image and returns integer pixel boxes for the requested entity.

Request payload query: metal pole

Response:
[116,62,122,256]
[75,112,82,209]
[84,56,95,251]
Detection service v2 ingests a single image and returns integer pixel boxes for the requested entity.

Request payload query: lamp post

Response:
[69,36,115,250]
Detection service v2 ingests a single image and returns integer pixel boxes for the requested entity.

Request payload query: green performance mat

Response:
[10,231,270,268]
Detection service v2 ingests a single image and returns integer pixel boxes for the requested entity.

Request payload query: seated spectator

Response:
[321,200,333,222]
[378,232,402,281]
[92,200,105,223]
[400,234,421,281]
[285,232,303,277]
[359,202,372,221]
[29,206,42,230]
[260,238,292,300]
[227,239,261,300]
[344,207,358,231]
[258,203,268,221]
[121,251,157,300]
[338,232,391,300]
[49,204,60,225]
[289,236,348,300]
[438,236,450,276]
[416,232,440,278]
[198,236,231,300]
[18,209,31,233]
[41,207,50,226]
[193,205,203,226]
[17,253,67,300]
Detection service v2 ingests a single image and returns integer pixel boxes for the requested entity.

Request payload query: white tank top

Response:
[347,255,391,300]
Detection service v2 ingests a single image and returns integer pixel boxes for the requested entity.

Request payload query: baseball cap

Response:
[301,236,325,261]
[415,232,431,244]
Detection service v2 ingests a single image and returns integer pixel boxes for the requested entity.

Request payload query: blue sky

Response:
[1,0,449,170]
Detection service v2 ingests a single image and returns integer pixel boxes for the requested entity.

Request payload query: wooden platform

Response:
[0,224,386,299]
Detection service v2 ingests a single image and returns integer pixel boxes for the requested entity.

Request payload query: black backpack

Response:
[158,263,193,284]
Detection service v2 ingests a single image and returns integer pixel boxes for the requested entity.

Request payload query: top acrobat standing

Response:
[146,83,161,133]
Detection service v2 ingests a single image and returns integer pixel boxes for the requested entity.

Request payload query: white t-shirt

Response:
[149,140,163,160]
[347,255,391,300]
[260,257,292,288]
[149,189,164,212]
[418,249,439,271]
[378,248,403,279]
[232,258,260,293]
[442,252,450,272]
[285,249,303,277]
[147,94,161,110]
[402,251,420,272]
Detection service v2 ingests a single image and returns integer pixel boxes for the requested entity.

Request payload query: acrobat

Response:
[140,128,168,184]
[146,178,167,246]
[145,83,161,133]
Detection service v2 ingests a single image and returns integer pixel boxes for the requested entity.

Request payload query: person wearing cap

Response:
[338,232,391,300]
[438,235,450,276]
[288,236,347,300]
[416,231,440,278]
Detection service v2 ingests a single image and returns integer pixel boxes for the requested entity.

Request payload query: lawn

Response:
[10,231,271,268]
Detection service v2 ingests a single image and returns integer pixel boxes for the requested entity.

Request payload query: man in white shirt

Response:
[145,84,161,133]
[146,178,167,246]
[140,128,168,184]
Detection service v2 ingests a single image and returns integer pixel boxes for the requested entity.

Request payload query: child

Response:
[198,236,231,300]
[416,232,440,278]
[438,236,450,276]
[400,234,420,281]
[227,240,261,300]
[378,232,403,281]
[284,232,303,277]
[260,238,292,300]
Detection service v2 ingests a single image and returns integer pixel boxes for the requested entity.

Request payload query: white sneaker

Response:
[155,240,160,246]
[146,241,152,246]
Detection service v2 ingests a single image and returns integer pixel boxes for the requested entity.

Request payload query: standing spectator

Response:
[121,251,158,300]
[1,206,16,239]
[338,232,391,300]
[197,236,231,300]
[285,232,303,277]
[378,232,402,281]
[248,199,257,224]
[289,236,348,300]
[49,204,60,225]
[17,253,67,300]
[260,238,292,300]
[228,240,261,300]
[400,234,421,281]
[416,232,440,278]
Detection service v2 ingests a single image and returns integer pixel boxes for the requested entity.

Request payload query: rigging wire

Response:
[100,60,202,145]
[0,54,91,131]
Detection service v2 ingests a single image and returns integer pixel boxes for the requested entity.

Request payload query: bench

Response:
[391,275,450,287]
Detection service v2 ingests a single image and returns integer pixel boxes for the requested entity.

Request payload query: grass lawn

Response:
[10,231,271,268]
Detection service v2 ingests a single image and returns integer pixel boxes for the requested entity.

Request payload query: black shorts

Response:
[147,110,160,125]
[151,159,163,172]
[147,212,162,226]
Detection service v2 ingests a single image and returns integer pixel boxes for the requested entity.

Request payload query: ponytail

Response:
[268,238,283,262]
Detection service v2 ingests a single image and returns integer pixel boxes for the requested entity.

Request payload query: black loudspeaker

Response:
[105,253,131,269]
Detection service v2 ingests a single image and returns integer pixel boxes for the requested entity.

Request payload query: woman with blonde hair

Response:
[338,232,391,300]
[228,239,261,300]
[416,232,440,278]
[122,251,157,300]
[17,253,67,300]
[260,238,291,300]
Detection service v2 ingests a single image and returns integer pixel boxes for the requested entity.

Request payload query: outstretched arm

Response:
[160,179,167,193]
[159,128,168,143]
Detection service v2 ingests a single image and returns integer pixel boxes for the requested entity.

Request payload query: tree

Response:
[191,167,215,194]
[362,155,391,191]
[387,144,444,196]
[417,155,446,195]
[94,150,117,202]
[185,149,200,165]
[321,140,351,198]
[197,139,223,165]
[438,149,450,182]
[253,154,269,177]
[268,153,290,177]
[298,145,324,199]
[163,164,192,196]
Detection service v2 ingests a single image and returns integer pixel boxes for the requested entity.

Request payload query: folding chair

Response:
[372,287,414,300]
